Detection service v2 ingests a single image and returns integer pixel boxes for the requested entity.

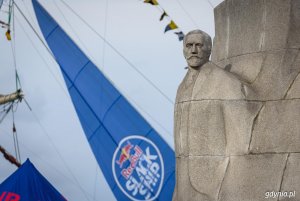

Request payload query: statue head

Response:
[183,30,212,69]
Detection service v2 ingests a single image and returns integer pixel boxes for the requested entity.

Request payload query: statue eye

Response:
[196,43,203,47]
[186,43,192,48]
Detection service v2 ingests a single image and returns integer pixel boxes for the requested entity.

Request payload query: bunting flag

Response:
[143,0,159,6]
[175,31,184,41]
[5,29,11,41]
[164,20,178,33]
[141,0,184,41]
[159,11,168,21]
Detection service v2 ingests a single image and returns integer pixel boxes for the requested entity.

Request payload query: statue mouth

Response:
[187,56,201,59]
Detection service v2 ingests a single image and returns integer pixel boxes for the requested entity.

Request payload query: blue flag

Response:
[32,0,175,200]
[0,159,66,201]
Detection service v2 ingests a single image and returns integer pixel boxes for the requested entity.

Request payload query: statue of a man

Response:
[173,30,254,201]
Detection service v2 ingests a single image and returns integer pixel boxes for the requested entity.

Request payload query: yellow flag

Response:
[144,0,159,6]
[5,29,11,41]
[164,20,178,33]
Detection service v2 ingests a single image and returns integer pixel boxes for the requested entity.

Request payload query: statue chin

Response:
[187,59,207,69]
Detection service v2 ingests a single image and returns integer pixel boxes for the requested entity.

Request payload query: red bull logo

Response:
[116,142,133,168]
[0,192,20,201]
[112,135,164,201]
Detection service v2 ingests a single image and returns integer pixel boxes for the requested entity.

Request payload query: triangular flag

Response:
[160,11,168,21]
[144,0,159,6]
[175,31,184,41]
[164,20,178,33]
[5,29,11,41]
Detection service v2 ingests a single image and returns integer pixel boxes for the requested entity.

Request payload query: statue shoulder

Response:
[192,62,253,100]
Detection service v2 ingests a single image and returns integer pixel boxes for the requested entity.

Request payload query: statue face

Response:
[183,33,210,69]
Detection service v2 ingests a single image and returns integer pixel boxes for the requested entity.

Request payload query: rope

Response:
[207,0,214,9]
[173,0,199,28]
[0,144,21,167]
[58,0,174,105]
[15,1,173,138]
[30,108,92,201]
[12,107,21,163]
[14,2,55,59]
[14,14,69,96]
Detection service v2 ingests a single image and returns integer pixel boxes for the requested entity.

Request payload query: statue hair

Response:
[183,30,212,56]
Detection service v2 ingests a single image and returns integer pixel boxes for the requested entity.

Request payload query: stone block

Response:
[188,100,262,156]
[188,156,229,201]
[227,0,264,57]
[218,154,288,201]
[250,100,300,153]
[212,0,300,63]
[286,74,300,99]
[215,52,264,83]
[176,69,199,103]
[262,0,291,51]
[188,100,226,156]
[192,62,251,100]
[279,153,300,201]
[212,1,228,62]
[287,0,300,48]
[174,102,190,157]
[249,49,300,100]
[173,157,210,201]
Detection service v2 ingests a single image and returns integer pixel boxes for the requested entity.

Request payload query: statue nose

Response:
[191,44,198,53]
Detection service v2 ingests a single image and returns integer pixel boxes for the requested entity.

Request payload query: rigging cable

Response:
[7,0,22,165]
[173,0,199,28]
[52,0,98,66]
[12,4,92,200]
[0,144,21,167]
[14,1,173,138]
[207,0,214,9]
[58,0,174,105]
[12,104,21,163]
[14,14,68,97]
[51,0,173,137]
[0,127,96,199]
[29,110,92,201]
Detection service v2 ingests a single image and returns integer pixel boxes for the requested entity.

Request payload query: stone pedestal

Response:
[173,0,300,200]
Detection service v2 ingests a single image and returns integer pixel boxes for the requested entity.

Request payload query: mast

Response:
[0,145,21,167]
[0,90,23,105]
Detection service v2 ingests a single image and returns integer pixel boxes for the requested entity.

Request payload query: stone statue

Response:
[173,29,256,201]
[173,1,300,201]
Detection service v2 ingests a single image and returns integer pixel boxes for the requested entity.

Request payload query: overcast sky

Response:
[0,0,222,200]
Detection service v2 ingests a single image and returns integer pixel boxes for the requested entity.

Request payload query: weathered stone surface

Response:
[215,52,264,83]
[227,0,264,57]
[174,157,210,201]
[174,1,300,200]
[286,74,300,98]
[262,0,291,51]
[250,100,300,153]
[174,102,190,157]
[212,1,228,62]
[212,0,300,63]
[279,153,300,201]
[188,100,262,156]
[191,62,253,100]
[218,154,288,201]
[188,156,229,201]
[176,69,199,103]
[287,0,300,48]
[248,49,300,100]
